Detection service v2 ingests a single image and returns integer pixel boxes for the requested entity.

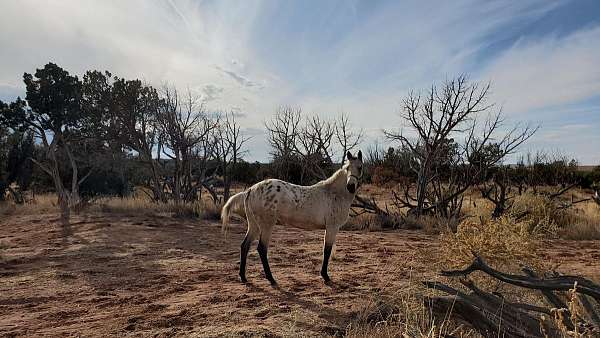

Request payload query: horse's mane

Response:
[318,163,348,188]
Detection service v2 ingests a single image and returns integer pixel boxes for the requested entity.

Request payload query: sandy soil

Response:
[1,213,599,337]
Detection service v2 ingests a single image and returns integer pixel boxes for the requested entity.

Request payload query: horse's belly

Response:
[277,215,325,230]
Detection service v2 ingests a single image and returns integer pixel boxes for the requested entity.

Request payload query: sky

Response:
[0,0,599,164]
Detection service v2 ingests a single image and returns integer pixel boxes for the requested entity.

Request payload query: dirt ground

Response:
[1,213,599,337]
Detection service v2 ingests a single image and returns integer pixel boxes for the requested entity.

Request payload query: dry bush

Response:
[558,201,600,240]
[510,193,561,236]
[509,192,600,240]
[439,216,541,270]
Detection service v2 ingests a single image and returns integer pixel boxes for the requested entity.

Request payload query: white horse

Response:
[221,150,363,285]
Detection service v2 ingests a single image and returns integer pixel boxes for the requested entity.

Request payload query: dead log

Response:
[351,194,387,215]
[424,281,554,338]
[441,256,600,302]
[424,256,600,337]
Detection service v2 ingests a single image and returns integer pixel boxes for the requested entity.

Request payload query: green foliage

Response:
[6,131,34,190]
[22,63,83,132]
[578,166,600,189]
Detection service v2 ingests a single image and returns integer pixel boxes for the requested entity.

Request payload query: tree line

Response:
[1,64,598,226]
[0,63,256,222]
[0,63,365,221]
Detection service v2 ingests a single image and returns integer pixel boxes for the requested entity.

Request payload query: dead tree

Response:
[213,112,250,201]
[479,168,514,218]
[384,76,537,224]
[335,112,364,163]
[265,106,302,182]
[158,85,216,203]
[425,256,600,337]
[295,115,335,183]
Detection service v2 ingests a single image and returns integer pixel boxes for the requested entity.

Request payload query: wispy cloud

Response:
[214,65,264,89]
[480,26,600,115]
[0,0,598,163]
[201,84,224,102]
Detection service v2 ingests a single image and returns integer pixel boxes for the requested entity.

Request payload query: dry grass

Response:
[2,184,599,337]
[345,281,479,337]
[0,193,58,217]
[401,215,460,234]
[539,283,600,337]
[344,212,403,231]
[0,193,222,220]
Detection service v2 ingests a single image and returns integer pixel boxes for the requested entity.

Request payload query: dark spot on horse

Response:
[276,186,281,192]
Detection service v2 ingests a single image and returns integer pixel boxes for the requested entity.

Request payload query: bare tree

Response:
[213,112,250,201]
[158,85,217,204]
[296,115,335,183]
[335,112,363,163]
[384,76,537,223]
[266,107,364,184]
[478,167,514,218]
[265,106,302,182]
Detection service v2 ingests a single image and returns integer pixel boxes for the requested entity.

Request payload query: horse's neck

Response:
[322,168,350,196]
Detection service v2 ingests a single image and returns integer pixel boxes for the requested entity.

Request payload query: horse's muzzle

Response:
[346,183,356,194]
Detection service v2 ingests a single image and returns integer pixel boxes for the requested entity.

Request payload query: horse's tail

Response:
[221,191,248,234]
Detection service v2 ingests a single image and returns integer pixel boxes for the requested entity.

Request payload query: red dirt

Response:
[1,213,599,337]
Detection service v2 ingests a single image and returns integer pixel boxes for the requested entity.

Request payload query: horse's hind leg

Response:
[257,222,276,285]
[239,225,259,283]
[321,227,339,284]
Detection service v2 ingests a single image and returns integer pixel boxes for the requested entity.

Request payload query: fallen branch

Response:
[441,256,600,302]
[424,256,600,337]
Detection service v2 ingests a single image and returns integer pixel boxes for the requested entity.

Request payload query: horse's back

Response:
[246,178,328,229]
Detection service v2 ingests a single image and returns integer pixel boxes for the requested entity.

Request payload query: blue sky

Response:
[1,0,599,163]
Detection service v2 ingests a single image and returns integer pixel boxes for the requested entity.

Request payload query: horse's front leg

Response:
[321,226,339,284]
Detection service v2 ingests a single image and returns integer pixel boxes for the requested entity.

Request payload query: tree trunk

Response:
[415,164,429,215]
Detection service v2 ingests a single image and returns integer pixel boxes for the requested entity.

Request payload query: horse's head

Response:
[344,150,363,194]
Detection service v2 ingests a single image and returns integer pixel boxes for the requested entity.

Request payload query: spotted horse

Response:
[221,150,363,285]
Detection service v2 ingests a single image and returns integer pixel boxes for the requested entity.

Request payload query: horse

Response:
[221,150,363,285]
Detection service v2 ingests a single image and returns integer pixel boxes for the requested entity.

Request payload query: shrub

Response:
[439,216,540,269]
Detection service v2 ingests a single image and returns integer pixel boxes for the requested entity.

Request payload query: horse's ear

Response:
[357,150,362,161]
[346,151,354,160]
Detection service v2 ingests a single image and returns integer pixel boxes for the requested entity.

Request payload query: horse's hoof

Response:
[267,278,277,286]
[240,275,248,283]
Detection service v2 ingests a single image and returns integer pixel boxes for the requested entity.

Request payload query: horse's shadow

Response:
[244,281,352,331]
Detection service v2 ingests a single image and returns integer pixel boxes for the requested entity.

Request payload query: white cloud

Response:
[480,26,600,114]
[0,0,597,163]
